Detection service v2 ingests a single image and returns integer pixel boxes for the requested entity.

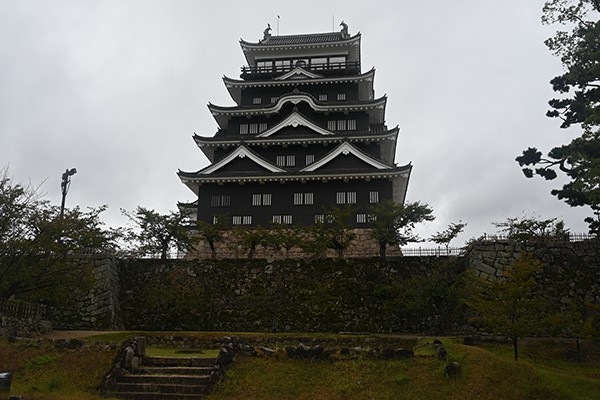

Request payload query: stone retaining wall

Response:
[187,228,402,259]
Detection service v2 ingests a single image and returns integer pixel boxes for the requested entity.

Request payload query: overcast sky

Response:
[0,0,592,248]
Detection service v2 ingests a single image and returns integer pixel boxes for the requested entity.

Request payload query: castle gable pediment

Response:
[257,111,334,138]
[274,67,324,81]
[301,142,391,172]
[200,146,284,175]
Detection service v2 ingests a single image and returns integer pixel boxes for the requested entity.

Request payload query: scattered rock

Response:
[445,361,462,377]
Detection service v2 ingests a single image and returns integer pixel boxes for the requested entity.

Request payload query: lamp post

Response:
[60,168,77,217]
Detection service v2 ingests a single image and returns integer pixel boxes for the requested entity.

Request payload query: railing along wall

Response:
[400,247,464,257]
[0,299,46,320]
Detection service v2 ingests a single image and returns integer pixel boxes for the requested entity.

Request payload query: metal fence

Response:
[400,247,464,257]
[0,299,46,319]
[478,233,597,242]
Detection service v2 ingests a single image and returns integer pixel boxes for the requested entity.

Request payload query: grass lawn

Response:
[1,334,598,400]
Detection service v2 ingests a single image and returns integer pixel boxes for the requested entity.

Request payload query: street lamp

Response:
[60,168,77,217]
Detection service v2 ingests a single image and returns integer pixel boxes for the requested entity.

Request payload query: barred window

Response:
[212,216,219,225]
[304,193,313,205]
[314,214,324,223]
[306,154,315,165]
[286,155,295,166]
[319,94,328,101]
[337,93,346,101]
[240,124,249,135]
[211,195,230,207]
[369,191,379,204]
[249,123,258,134]
[337,120,347,131]
[276,155,285,166]
[232,216,242,225]
[243,215,252,225]
[253,193,272,206]
[357,214,367,223]
[253,97,262,104]
[259,123,268,133]
[369,214,377,222]
[347,119,357,130]
[272,215,282,224]
[347,191,357,204]
[270,97,278,104]
[336,192,346,204]
[283,215,292,224]
[294,193,303,205]
[327,120,336,130]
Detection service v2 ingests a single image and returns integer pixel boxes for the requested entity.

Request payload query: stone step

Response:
[107,391,207,400]
[135,366,213,376]
[108,382,210,395]
[141,356,217,367]
[117,374,211,385]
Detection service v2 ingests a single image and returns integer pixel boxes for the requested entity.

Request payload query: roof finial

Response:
[340,21,349,38]
[263,23,272,41]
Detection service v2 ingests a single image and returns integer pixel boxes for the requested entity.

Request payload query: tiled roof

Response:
[242,32,358,47]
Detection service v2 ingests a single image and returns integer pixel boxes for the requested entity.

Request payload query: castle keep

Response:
[178,24,411,230]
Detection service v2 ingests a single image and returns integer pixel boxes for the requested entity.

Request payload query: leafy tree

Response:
[0,167,120,304]
[492,214,568,242]
[123,207,197,259]
[430,221,467,255]
[368,200,434,257]
[269,223,306,258]
[194,214,228,258]
[304,205,356,257]
[466,253,545,361]
[231,225,270,258]
[516,1,600,233]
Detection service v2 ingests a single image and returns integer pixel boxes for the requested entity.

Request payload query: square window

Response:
[337,93,346,101]
[286,155,295,167]
[347,192,357,204]
[294,193,303,205]
[253,97,262,104]
[369,191,379,204]
[243,215,252,225]
[270,97,278,104]
[263,194,272,206]
[283,215,292,224]
[305,193,313,205]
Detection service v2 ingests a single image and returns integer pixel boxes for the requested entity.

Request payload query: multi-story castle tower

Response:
[178,23,411,232]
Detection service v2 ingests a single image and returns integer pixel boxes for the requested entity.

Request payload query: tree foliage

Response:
[123,207,197,259]
[0,167,120,303]
[430,221,467,254]
[492,214,568,242]
[194,214,228,258]
[368,200,434,257]
[303,205,356,257]
[466,253,545,361]
[516,1,600,233]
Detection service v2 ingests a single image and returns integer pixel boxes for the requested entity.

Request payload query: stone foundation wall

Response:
[50,255,123,330]
[187,228,401,259]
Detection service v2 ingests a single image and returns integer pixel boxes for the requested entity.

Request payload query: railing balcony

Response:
[241,61,361,79]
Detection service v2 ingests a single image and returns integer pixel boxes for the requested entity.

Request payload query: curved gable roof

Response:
[301,141,391,172]
[196,146,285,175]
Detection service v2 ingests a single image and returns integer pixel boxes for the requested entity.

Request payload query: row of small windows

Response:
[255,55,347,71]
[239,119,356,135]
[211,191,380,208]
[327,119,357,131]
[240,123,268,135]
[224,214,374,226]
[253,94,347,105]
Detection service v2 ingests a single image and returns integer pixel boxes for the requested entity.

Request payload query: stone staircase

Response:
[100,337,239,400]
[104,355,218,400]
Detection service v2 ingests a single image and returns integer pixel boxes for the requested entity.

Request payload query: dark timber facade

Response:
[178,24,412,229]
